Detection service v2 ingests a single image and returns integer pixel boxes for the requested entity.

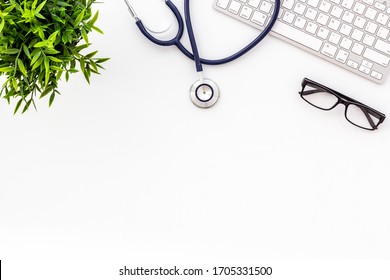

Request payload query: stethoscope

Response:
[124,0,280,108]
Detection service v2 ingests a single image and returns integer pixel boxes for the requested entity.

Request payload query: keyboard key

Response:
[363,48,390,66]
[294,3,307,15]
[363,34,375,46]
[365,22,378,33]
[305,8,318,20]
[374,39,390,55]
[375,2,386,11]
[240,6,254,19]
[321,42,338,57]
[353,3,366,15]
[351,28,364,41]
[347,59,359,68]
[318,27,330,39]
[342,11,355,23]
[260,1,273,13]
[282,11,295,23]
[329,32,342,44]
[340,23,353,36]
[319,0,332,13]
[362,59,374,68]
[251,11,268,25]
[365,8,377,20]
[376,13,389,25]
[294,16,307,28]
[272,21,323,51]
[229,1,242,14]
[352,42,364,54]
[353,16,367,28]
[282,0,294,9]
[336,49,350,62]
[248,0,261,8]
[377,26,390,39]
[217,0,230,9]
[359,64,371,74]
[328,18,341,30]
[317,13,329,25]
[371,71,383,79]
[341,0,354,9]
[330,6,343,18]
[306,22,319,33]
[340,38,353,49]
[307,0,320,7]
[362,0,374,5]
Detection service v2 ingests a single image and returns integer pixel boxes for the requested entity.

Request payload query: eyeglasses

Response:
[299,78,386,130]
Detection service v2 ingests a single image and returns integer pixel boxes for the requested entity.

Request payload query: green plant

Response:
[0,0,108,113]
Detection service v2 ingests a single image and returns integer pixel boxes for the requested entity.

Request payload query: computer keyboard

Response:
[214,0,390,83]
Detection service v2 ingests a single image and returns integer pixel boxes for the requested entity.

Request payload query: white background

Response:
[1,0,390,279]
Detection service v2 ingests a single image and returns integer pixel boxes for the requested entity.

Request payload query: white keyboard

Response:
[214,0,390,83]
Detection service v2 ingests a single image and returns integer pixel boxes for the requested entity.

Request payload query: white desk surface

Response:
[1,0,390,276]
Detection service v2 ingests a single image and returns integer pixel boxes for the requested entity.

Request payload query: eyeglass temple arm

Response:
[301,87,384,128]
[300,89,323,95]
[301,82,386,120]
[360,107,377,128]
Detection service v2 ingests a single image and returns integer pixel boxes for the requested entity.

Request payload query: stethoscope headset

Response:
[124,0,280,108]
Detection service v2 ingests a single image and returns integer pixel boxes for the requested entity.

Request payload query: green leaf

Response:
[0,67,15,73]
[3,4,16,13]
[52,14,65,24]
[81,27,89,44]
[31,0,38,10]
[49,92,55,107]
[85,50,98,59]
[80,57,85,74]
[43,48,60,55]
[1,49,20,54]
[35,0,47,13]
[32,56,43,70]
[44,57,50,86]
[14,99,23,114]
[96,58,110,63]
[17,59,28,76]
[22,44,31,59]
[22,99,32,114]
[89,11,99,25]
[30,51,42,66]
[74,9,85,27]
[34,41,47,48]
[51,66,63,71]
[48,56,62,63]
[40,87,52,99]
[75,44,89,52]
[48,30,59,44]
[11,78,18,91]
[0,19,5,33]
[91,25,104,34]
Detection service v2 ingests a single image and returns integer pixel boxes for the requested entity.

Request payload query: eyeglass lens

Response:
[301,82,382,130]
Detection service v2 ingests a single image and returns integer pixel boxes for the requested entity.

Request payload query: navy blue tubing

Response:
[135,0,280,71]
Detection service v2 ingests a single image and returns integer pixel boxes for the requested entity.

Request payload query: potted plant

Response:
[0,0,108,113]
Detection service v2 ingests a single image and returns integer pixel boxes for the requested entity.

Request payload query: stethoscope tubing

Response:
[135,0,281,67]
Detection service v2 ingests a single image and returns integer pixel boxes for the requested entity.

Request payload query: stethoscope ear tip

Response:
[190,79,220,109]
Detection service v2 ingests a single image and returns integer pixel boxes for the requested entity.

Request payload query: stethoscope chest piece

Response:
[190,79,220,109]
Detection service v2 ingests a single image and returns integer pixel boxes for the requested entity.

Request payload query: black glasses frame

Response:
[299,78,386,130]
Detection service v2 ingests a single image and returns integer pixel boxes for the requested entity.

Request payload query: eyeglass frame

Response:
[299,78,386,130]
